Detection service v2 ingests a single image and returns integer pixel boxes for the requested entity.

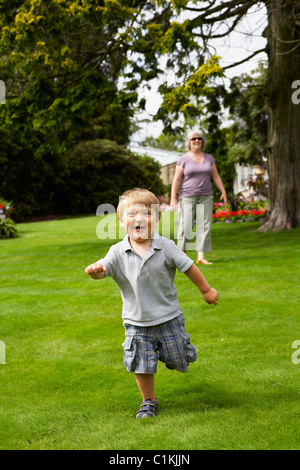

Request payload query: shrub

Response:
[1,139,167,219]
[0,217,18,239]
[59,139,166,214]
[0,198,18,239]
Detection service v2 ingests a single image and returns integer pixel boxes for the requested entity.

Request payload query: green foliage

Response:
[60,139,166,214]
[0,217,18,239]
[0,135,166,219]
[0,0,138,153]
[0,197,18,238]
[205,127,236,196]
[156,56,224,132]
[0,1,167,219]
[0,0,269,221]
[142,133,185,152]
[0,130,64,219]
[225,64,268,165]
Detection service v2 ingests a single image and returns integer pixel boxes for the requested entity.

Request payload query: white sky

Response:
[131,2,268,143]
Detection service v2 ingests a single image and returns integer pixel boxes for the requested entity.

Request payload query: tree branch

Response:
[190,2,258,31]
[184,0,256,16]
[193,14,244,39]
[222,48,267,70]
[187,0,257,26]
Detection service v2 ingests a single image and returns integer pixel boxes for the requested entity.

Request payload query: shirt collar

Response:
[121,231,162,252]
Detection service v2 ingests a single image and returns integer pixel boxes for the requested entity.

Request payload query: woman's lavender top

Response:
[177,152,215,196]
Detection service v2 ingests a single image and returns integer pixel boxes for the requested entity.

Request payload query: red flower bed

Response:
[212,208,267,223]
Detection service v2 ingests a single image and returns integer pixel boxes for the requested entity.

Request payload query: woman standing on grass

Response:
[170,128,227,265]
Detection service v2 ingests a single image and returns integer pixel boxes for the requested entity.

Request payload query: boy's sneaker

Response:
[136,398,158,419]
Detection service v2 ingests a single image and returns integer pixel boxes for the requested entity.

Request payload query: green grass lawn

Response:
[0,214,299,450]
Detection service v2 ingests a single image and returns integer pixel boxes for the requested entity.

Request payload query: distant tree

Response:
[225,63,268,166]
[2,1,300,229]
[134,0,300,231]
[0,0,140,154]
[0,1,151,216]
[142,134,185,152]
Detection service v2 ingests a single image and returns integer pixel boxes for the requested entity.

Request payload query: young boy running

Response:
[85,188,218,418]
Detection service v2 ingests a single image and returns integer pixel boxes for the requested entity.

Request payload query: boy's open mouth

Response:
[134,225,144,232]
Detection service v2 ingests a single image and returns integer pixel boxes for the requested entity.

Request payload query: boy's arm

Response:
[184,264,218,305]
[85,262,107,280]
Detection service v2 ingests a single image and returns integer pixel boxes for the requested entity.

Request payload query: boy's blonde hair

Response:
[117,188,161,219]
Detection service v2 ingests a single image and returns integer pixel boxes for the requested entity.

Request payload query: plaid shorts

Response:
[122,313,197,374]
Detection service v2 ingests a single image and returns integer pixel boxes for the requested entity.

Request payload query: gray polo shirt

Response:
[98,232,194,327]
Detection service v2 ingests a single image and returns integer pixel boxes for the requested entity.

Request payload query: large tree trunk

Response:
[260,0,300,231]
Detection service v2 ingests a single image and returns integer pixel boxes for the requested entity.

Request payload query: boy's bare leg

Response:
[135,373,156,401]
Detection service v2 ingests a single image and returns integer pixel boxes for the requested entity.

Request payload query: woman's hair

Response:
[185,128,206,151]
[117,188,161,219]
